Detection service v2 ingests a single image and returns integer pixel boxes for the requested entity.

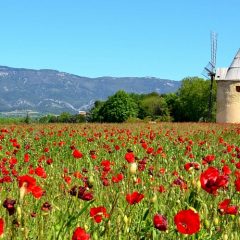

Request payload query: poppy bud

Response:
[196,180,201,192]
[202,203,209,215]
[191,179,196,187]
[20,185,27,202]
[133,176,137,183]
[151,194,157,203]
[124,215,128,225]
[223,234,228,240]
[17,206,22,221]
[189,207,197,213]
[88,176,94,186]
[129,163,137,174]
[92,232,98,240]
[214,217,219,225]
[84,224,89,231]
[204,219,210,229]
[117,215,121,225]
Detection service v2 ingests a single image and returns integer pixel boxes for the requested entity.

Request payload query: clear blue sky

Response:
[0,0,239,81]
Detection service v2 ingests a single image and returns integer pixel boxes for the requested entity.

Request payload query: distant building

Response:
[79,111,87,116]
[215,49,240,123]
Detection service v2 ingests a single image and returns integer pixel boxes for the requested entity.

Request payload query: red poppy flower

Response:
[101,160,111,172]
[18,175,44,199]
[235,170,240,178]
[125,152,135,163]
[184,162,200,171]
[235,177,240,192]
[200,167,228,195]
[44,147,49,153]
[114,145,120,151]
[0,218,4,236]
[64,176,72,185]
[153,214,168,231]
[31,185,45,199]
[126,191,144,205]
[35,167,47,178]
[9,157,17,166]
[236,162,240,169]
[112,173,124,183]
[73,171,82,179]
[46,158,53,165]
[73,149,83,158]
[24,153,30,162]
[41,202,52,212]
[184,163,193,171]
[146,147,154,154]
[222,165,231,175]
[202,155,215,165]
[0,176,12,183]
[174,209,200,235]
[18,175,36,192]
[218,199,238,215]
[141,142,148,149]
[72,227,90,240]
[158,185,165,193]
[28,166,35,175]
[102,178,110,186]
[90,154,97,159]
[69,186,93,201]
[90,206,109,223]
[173,177,188,190]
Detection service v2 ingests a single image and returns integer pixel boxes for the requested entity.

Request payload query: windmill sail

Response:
[202,32,217,121]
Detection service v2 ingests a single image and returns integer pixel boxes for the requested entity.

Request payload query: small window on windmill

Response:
[236,86,240,92]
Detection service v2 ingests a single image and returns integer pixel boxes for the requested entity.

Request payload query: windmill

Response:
[202,32,218,121]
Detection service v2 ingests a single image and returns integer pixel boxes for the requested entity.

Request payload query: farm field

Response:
[0,123,240,239]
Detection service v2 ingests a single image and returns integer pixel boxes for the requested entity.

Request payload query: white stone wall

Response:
[216,81,240,123]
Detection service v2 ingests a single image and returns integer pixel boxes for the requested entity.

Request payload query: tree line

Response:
[89,76,216,123]
[36,76,216,123]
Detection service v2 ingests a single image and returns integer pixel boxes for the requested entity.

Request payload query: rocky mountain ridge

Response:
[0,66,181,115]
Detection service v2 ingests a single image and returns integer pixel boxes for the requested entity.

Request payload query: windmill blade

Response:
[201,31,218,121]
[202,68,210,79]
[202,62,214,79]
[211,32,218,68]
[205,62,214,74]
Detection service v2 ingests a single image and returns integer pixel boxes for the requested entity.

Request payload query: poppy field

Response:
[0,122,240,239]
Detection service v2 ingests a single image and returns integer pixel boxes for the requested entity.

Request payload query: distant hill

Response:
[0,66,181,115]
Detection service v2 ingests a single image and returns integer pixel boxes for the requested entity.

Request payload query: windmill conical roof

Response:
[225,49,240,80]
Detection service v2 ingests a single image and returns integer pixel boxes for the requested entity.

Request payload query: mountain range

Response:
[0,66,181,115]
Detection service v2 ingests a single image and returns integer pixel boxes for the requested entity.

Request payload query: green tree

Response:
[162,93,179,121]
[101,90,138,122]
[38,115,58,123]
[24,112,31,124]
[139,95,170,120]
[58,112,72,123]
[70,114,86,123]
[89,100,105,122]
[174,77,216,122]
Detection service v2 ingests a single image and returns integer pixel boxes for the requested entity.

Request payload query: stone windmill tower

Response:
[215,49,240,123]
